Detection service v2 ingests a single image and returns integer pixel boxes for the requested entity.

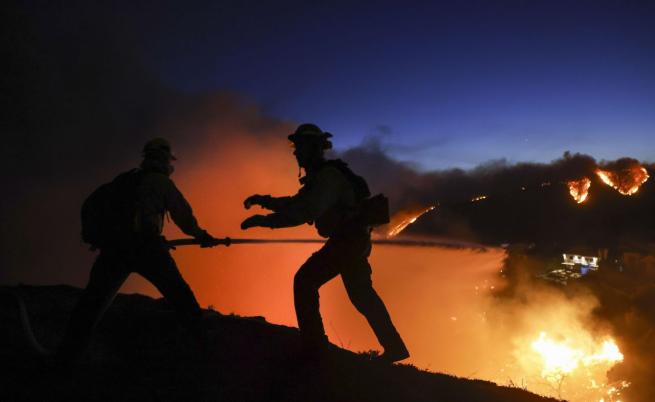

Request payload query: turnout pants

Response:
[57,241,203,364]
[293,231,406,352]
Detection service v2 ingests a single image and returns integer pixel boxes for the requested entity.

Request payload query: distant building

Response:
[562,254,599,274]
[538,253,599,285]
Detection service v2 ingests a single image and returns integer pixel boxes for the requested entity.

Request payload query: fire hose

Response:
[167,237,486,250]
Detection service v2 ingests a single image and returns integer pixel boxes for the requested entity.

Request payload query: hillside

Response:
[0,285,561,402]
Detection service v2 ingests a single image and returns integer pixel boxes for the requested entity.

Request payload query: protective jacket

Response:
[137,158,206,239]
[57,156,207,368]
[258,160,365,237]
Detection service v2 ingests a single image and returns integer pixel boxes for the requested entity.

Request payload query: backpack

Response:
[323,160,390,226]
[81,169,144,249]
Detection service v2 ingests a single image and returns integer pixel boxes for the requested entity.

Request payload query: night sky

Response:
[8,1,654,169]
[4,0,655,280]
[130,0,655,169]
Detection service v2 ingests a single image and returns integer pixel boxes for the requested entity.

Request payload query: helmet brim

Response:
[142,150,177,161]
[288,132,333,142]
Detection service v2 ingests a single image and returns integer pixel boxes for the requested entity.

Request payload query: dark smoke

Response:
[1,1,291,285]
[343,143,655,249]
[339,142,655,401]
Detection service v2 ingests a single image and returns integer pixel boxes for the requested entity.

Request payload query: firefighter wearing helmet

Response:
[143,137,177,160]
[241,123,409,363]
[57,138,218,368]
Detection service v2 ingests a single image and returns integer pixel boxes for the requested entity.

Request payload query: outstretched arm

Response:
[164,179,217,247]
[243,194,294,212]
[165,182,204,237]
[241,167,344,230]
[241,211,306,230]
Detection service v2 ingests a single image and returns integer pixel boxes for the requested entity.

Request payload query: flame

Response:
[532,332,581,375]
[531,332,623,380]
[525,331,625,401]
[511,296,629,402]
[384,205,436,238]
[600,381,631,402]
[567,177,591,204]
[595,166,649,196]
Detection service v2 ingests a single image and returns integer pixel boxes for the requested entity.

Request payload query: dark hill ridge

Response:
[0,285,561,402]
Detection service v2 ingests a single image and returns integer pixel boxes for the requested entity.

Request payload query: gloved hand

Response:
[241,214,268,230]
[243,194,271,209]
[196,231,219,248]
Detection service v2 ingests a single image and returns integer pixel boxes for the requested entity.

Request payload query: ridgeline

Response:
[0,285,561,402]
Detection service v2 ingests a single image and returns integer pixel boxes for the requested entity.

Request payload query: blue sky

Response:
[129,1,655,170]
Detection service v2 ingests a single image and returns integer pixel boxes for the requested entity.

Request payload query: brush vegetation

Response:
[0,285,562,402]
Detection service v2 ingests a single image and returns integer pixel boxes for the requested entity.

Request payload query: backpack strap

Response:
[322,159,371,201]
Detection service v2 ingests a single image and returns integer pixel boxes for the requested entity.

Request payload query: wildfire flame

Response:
[595,166,649,196]
[528,331,625,400]
[567,177,591,204]
[511,314,629,402]
[384,205,436,238]
[531,332,623,380]
[599,381,631,402]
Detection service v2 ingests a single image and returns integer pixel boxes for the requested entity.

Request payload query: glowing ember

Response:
[595,166,649,196]
[530,331,623,383]
[567,177,591,204]
[601,381,631,402]
[471,195,488,202]
[385,205,436,238]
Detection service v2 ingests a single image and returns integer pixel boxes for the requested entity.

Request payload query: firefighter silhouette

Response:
[241,124,409,362]
[57,138,218,367]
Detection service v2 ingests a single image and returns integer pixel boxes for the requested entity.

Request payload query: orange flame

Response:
[567,177,591,204]
[514,322,629,401]
[596,166,649,196]
[527,331,626,401]
[531,332,624,379]
[384,205,436,238]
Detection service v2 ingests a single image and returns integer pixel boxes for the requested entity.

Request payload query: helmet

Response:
[288,123,333,150]
[142,137,177,160]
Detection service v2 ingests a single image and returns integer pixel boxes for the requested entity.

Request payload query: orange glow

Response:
[567,177,591,204]
[382,205,436,238]
[595,166,649,196]
[530,332,623,380]
[508,289,629,402]
[114,126,628,402]
[120,125,316,325]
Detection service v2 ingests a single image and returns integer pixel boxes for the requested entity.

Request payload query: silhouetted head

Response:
[142,137,177,162]
[141,138,176,175]
[288,124,332,169]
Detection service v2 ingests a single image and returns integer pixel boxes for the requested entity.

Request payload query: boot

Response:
[376,341,409,363]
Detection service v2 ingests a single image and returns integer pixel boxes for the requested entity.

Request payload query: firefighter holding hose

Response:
[241,123,409,363]
[57,138,219,368]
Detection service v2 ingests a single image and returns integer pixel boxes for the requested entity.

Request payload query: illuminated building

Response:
[538,253,599,285]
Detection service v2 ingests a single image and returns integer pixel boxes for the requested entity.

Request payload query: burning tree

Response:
[567,178,592,204]
[595,159,649,196]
